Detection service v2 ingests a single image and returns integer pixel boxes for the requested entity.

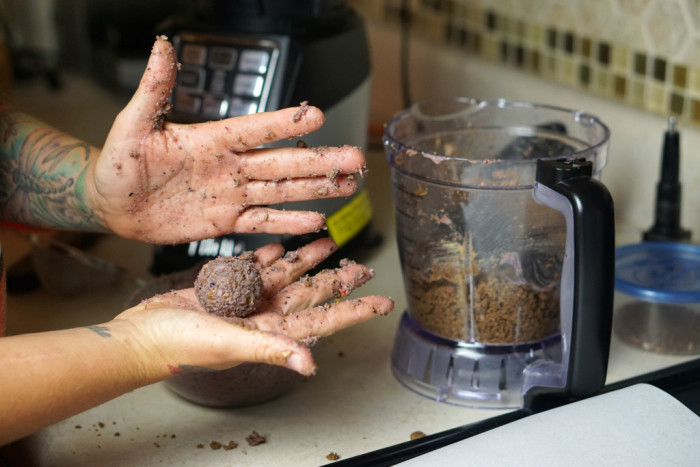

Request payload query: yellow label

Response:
[326,188,373,247]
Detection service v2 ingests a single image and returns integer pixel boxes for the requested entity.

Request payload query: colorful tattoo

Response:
[85,325,112,338]
[0,110,104,230]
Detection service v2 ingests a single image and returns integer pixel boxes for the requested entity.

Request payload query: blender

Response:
[384,98,615,409]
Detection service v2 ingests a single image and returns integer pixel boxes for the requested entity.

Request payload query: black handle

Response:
[528,158,615,406]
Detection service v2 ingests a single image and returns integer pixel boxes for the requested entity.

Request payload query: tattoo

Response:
[0,110,104,229]
[85,325,112,338]
[0,111,17,144]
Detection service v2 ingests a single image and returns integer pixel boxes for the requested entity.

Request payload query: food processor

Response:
[384,98,616,409]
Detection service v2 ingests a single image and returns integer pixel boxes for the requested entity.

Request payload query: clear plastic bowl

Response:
[613,241,700,354]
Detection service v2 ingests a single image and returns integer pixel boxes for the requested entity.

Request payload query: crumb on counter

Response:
[246,431,266,446]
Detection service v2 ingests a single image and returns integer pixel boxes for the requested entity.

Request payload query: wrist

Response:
[97,317,173,386]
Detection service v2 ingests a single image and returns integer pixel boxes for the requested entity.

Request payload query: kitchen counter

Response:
[1,74,697,466]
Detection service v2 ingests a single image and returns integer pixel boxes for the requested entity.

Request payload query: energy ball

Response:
[194,256,263,318]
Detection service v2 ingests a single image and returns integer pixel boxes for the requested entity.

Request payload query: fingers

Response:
[188,105,326,152]
[240,145,366,181]
[233,208,326,235]
[242,174,359,206]
[250,296,395,342]
[263,261,374,315]
[216,325,317,376]
[253,242,285,267]
[260,238,338,297]
[124,36,178,133]
[134,289,317,375]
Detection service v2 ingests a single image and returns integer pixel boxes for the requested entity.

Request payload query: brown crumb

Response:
[245,431,266,446]
[239,250,255,262]
[300,275,313,287]
[75,425,81,429]
[223,440,238,451]
[292,101,309,122]
[410,431,426,440]
[197,444,204,449]
[326,168,340,180]
[326,452,341,461]
[283,250,299,262]
[210,441,222,450]
[98,422,105,428]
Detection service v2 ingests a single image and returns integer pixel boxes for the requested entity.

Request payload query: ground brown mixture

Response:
[223,440,238,451]
[194,255,263,317]
[409,253,559,344]
[292,101,309,122]
[245,431,266,446]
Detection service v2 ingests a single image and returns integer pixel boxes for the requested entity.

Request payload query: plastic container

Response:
[384,98,615,408]
[613,242,700,354]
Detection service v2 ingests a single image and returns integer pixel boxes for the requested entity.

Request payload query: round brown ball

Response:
[194,256,263,318]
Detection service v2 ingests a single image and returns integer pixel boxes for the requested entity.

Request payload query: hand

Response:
[115,238,394,376]
[91,37,366,244]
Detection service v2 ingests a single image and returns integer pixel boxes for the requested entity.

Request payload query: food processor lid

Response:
[615,242,700,304]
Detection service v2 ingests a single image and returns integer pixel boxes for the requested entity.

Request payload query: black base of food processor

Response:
[390,312,562,409]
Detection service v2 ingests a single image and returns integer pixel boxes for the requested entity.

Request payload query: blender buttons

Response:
[171,34,280,120]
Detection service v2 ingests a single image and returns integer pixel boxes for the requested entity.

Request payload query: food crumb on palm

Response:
[292,101,309,122]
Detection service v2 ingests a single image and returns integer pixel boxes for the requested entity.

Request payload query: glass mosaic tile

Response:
[350,0,700,127]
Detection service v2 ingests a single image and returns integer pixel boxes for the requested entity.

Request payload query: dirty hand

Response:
[91,36,365,244]
[115,238,394,376]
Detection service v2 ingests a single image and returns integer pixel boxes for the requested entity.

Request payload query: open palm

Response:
[117,238,393,375]
[90,37,365,245]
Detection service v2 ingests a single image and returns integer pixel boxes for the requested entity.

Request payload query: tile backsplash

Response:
[351,0,700,127]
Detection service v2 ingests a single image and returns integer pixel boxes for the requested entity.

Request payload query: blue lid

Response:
[615,242,700,304]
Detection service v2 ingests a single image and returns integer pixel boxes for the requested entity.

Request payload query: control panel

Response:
[170,33,283,121]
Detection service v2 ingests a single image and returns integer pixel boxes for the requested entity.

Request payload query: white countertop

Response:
[1,74,696,466]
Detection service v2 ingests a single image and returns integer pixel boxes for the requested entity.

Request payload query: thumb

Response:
[123,36,178,133]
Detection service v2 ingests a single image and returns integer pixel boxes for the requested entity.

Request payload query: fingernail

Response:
[286,352,305,373]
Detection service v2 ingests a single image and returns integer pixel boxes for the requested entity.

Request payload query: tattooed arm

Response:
[0,110,105,230]
[0,37,366,243]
